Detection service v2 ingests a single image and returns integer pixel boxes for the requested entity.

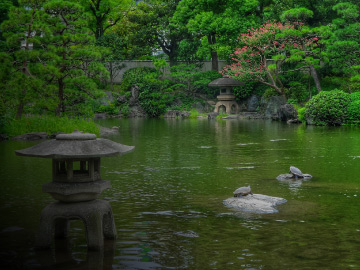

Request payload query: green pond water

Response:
[1,118,360,269]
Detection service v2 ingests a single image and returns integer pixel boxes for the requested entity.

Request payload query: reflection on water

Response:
[1,118,360,269]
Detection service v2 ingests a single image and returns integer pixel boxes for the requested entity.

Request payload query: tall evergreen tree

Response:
[1,0,46,118]
[41,0,108,116]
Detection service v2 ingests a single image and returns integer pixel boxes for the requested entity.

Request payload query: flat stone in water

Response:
[223,194,287,214]
[277,174,312,181]
[1,226,24,233]
[174,230,199,238]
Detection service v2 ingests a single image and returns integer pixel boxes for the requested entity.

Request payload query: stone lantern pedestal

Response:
[16,130,134,251]
[208,75,244,114]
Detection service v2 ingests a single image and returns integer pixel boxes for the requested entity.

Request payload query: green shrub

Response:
[297,107,306,123]
[193,70,221,98]
[119,67,157,92]
[121,67,174,118]
[120,104,130,117]
[347,100,360,125]
[287,98,298,105]
[233,79,256,100]
[305,90,351,125]
[95,103,119,115]
[350,91,360,101]
[262,88,279,99]
[286,81,310,103]
[321,76,350,92]
[139,90,173,117]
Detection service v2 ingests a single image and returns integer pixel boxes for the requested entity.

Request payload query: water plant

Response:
[216,112,229,120]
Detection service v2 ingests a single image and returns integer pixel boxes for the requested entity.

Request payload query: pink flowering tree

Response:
[222,21,321,99]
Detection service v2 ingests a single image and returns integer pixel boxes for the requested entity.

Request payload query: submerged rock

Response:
[224,194,287,214]
[276,173,312,181]
[99,126,120,137]
[277,166,313,180]
[174,230,199,238]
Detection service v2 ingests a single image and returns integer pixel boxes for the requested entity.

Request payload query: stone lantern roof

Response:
[208,75,244,87]
[15,130,134,159]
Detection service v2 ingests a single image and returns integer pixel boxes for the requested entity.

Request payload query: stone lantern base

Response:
[35,200,116,251]
[42,180,111,202]
[215,100,239,114]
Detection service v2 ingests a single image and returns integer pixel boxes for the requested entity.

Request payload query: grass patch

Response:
[216,113,229,120]
[3,115,100,138]
[188,109,208,119]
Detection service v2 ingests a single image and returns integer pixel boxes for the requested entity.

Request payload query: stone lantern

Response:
[208,75,244,114]
[15,130,134,251]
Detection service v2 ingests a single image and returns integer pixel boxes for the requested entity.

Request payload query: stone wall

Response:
[109,60,227,83]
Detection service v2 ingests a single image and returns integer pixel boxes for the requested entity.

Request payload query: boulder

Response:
[181,111,191,118]
[117,95,127,104]
[128,105,146,118]
[238,112,264,119]
[94,113,107,119]
[0,134,9,141]
[164,110,181,118]
[129,85,140,106]
[208,112,219,119]
[12,132,48,141]
[247,95,260,112]
[279,104,297,122]
[287,119,302,124]
[193,101,213,113]
[224,194,287,214]
[260,96,287,119]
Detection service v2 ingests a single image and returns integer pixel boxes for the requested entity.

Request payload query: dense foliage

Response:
[0,0,360,135]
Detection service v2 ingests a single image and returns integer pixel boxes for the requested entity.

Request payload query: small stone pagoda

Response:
[208,75,244,114]
[15,130,134,251]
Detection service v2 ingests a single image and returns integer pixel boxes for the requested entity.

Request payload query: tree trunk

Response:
[309,65,321,93]
[208,34,218,71]
[169,54,177,67]
[95,17,103,39]
[109,62,114,91]
[16,101,25,119]
[56,78,65,116]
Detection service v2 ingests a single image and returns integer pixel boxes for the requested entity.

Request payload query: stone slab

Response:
[223,194,287,214]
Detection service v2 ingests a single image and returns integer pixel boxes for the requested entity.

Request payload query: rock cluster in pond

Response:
[224,194,287,214]
[276,173,313,181]
[163,110,191,118]
[277,166,312,181]
[99,126,120,137]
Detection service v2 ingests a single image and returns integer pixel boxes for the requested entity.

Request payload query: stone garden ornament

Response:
[16,130,134,251]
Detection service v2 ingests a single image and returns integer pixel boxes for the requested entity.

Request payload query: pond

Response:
[1,118,360,269]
